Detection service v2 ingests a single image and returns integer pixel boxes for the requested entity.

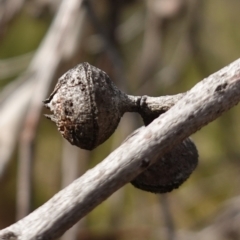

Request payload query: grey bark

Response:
[0,58,240,240]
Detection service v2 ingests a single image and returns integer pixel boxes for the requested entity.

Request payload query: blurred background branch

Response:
[0,0,26,38]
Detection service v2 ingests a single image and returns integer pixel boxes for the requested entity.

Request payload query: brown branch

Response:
[84,0,127,87]
[1,59,240,239]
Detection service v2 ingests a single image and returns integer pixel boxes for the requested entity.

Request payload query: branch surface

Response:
[1,59,240,240]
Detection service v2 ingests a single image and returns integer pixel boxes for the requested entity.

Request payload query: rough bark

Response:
[0,58,240,240]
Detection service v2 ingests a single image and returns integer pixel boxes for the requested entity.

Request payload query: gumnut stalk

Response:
[44,62,198,193]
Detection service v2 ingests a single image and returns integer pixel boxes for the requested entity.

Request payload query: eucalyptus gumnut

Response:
[44,62,199,194]
[131,135,198,193]
[131,103,198,193]
[43,62,133,150]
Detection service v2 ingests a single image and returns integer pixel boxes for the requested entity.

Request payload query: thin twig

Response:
[0,78,34,178]
[135,0,184,94]
[155,0,201,87]
[135,0,164,91]
[154,196,240,240]
[160,194,176,240]
[84,0,127,87]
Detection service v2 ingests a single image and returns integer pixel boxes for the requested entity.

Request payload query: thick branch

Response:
[1,59,240,239]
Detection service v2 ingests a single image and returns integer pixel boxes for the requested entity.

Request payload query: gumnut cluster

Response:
[44,63,198,193]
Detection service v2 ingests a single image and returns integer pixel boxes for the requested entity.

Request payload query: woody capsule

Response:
[44,63,198,193]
